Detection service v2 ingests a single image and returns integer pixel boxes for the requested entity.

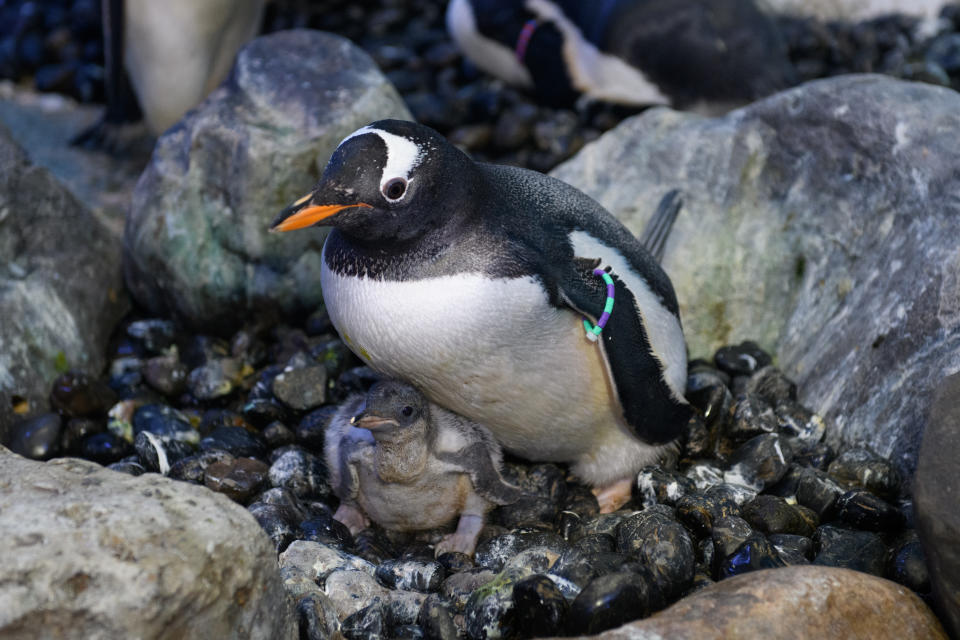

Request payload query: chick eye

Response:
[382,177,407,201]
[400,405,414,418]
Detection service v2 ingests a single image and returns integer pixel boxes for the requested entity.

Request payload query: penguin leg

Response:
[435,514,485,557]
[333,502,369,536]
[592,477,634,513]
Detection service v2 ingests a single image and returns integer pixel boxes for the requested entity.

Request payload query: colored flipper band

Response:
[583,268,615,342]
[515,19,539,62]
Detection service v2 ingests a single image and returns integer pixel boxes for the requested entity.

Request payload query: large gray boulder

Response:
[0,446,296,639]
[0,123,128,445]
[124,29,412,333]
[551,74,960,480]
[915,373,960,638]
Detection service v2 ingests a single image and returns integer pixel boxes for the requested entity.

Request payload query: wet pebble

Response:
[711,516,756,560]
[133,430,194,474]
[49,371,116,417]
[204,457,270,502]
[725,434,792,492]
[107,457,146,476]
[636,466,696,508]
[509,574,568,638]
[463,567,530,640]
[272,365,328,411]
[419,595,459,640]
[714,341,772,377]
[813,525,887,576]
[143,350,189,397]
[268,447,330,499]
[80,431,129,464]
[377,558,445,593]
[796,467,846,519]
[827,448,901,499]
[474,530,568,572]
[199,426,266,458]
[299,514,353,549]
[132,403,197,442]
[187,357,244,400]
[676,487,740,538]
[566,571,658,636]
[718,535,787,578]
[769,533,813,566]
[8,412,61,460]
[127,319,176,353]
[342,602,386,640]
[296,591,341,640]
[168,450,234,484]
[888,535,930,593]
[296,406,337,449]
[835,489,904,531]
[741,494,816,537]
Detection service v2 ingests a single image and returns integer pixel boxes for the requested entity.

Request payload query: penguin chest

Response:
[356,467,472,531]
[321,265,622,460]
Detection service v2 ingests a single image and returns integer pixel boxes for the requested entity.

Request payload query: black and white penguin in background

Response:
[74,0,264,148]
[446,0,798,110]
[271,119,693,512]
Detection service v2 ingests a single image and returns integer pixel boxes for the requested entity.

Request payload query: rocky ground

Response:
[2,0,960,638]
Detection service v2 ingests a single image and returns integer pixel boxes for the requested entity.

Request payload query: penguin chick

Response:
[273,119,693,513]
[325,380,521,556]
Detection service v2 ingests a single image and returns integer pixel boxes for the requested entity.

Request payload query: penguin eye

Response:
[382,177,408,201]
[400,405,414,418]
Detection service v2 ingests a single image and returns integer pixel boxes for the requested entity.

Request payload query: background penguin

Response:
[446,0,798,110]
[271,119,692,512]
[326,380,521,556]
[74,0,264,148]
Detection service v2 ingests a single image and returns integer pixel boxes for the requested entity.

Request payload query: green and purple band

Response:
[583,268,615,339]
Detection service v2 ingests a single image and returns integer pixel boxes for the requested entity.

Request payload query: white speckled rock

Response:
[323,568,426,621]
[0,446,295,639]
[279,540,376,583]
[552,74,960,480]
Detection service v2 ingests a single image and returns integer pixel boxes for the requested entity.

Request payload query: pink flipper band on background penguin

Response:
[515,19,539,62]
[583,268,615,342]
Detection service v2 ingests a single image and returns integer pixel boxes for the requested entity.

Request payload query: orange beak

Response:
[269,196,371,232]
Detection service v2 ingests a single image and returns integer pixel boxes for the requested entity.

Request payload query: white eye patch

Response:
[338,125,424,199]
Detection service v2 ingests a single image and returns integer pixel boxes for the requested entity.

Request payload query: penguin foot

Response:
[333,503,370,536]
[592,477,634,513]
[435,514,484,557]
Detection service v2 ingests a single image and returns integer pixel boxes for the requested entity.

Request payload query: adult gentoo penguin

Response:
[271,119,692,512]
[446,0,797,109]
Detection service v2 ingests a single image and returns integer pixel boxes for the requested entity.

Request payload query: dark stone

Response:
[204,457,270,503]
[714,341,772,377]
[261,421,295,448]
[636,466,696,508]
[711,516,755,560]
[474,531,568,572]
[561,483,600,518]
[888,535,930,594]
[107,458,146,476]
[392,625,425,640]
[187,358,242,400]
[775,402,826,444]
[741,495,816,537]
[769,533,814,566]
[295,405,337,449]
[133,431,194,473]
[377,559,445,593]
[248,501,300,553]
[342,602,386,640]
[551,549,637,588]
[676,487,741,538]
[745,366,797,407]
[354,527,398,565]
[418,595,459,640]
[272,365,327,411]
[168,450,234,484]
[132,404,195,440]
[199,426,266,458]
[8,413,61,460]
[509,574,568,638]
[725,433,792,491]
[567,571,656,636]
[793,441,835,470]
[142,352,189,397]
[828,448,902,500]
[463,567,527,640]
[268,447,330,500]
[126,319,176,353]
[436,552,473,574]
[835,489,905,531]
[719,535,787,578]
[49,371,116,418]
[812,525,887,576]
[796,467,845,519]
[80,431,129,464]
[916,373,960,637]
[723,393,778,451]
[298,514,352,548]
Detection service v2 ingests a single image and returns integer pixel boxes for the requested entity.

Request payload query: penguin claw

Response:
[593,477,634,513]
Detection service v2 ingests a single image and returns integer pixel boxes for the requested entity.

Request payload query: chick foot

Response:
[593,477,634,513]
[435,514,484,557]
[334,503,370,536]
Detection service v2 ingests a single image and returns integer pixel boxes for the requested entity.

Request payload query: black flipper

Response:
[71,0,144,151]
[435,443,522,506]
[639,189,682,263]
[559,260,691,444]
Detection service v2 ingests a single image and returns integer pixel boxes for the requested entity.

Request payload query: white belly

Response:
[321,263,624,463]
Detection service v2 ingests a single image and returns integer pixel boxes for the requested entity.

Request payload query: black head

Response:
[350,380,428,433]
[270,119,476,244]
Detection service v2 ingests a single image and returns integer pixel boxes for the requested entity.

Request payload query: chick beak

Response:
[350,411,396,431]
[269,193,371,232]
